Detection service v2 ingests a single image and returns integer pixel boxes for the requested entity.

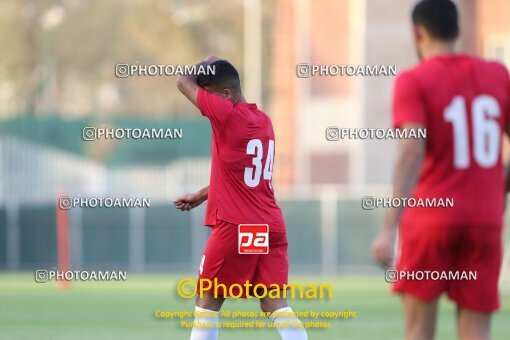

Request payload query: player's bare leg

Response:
[196,291,225,311]
[260,295,288,313]
[402,294,438,340]
[457,307,491,340]
[189,292,225,340]
[260,296,308,340]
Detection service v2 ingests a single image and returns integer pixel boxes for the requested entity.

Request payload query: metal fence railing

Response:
[1,137,509,285]
[0,198,386,274]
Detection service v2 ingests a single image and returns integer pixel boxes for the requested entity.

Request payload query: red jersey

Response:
[393,55,510,228]
[197,88,285,232]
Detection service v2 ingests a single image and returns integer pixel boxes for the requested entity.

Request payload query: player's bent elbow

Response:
[176,76,185,92]
[400,147,424,170]
[400,139,425,163]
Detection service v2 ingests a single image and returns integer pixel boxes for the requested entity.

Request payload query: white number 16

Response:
[444,95,501,169]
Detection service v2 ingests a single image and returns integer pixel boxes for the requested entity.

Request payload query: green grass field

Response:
[1,274,509,339]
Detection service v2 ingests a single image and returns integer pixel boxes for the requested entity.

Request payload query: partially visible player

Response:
[175,56,308,340]
[371,0,510,339]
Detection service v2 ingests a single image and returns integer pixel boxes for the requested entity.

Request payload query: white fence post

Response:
[6,201,20,270]
[69,207,83,270]
[320,188,338,276]
[128,208,145,272]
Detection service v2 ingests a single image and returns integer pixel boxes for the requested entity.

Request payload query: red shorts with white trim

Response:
[197,220,288,298]
[392,222,502,313]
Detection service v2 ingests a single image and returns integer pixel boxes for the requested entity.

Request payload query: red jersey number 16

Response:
[244,139,275,188]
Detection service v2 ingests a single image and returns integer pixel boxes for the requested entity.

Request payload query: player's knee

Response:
[405,318,436,340]
[259,298,271,313]
[457,308,491,340]
[259,297,288,313]
[405,327,434,340]
[195,293,224,311]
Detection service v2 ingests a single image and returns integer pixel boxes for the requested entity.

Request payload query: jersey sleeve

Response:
[505,66,510,134]
[392,71,427,128]
[197,87,233,132]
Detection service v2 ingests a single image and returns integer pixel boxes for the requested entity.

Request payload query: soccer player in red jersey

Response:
[175,56,307,340]
[372,0,509,339]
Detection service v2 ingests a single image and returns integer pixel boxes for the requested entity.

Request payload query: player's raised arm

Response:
[176,55,222,108]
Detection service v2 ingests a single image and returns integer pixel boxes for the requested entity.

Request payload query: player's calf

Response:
[402,294,438,340]
[189,292,225,340]
[260,297,308,340]
[457,308,491,340]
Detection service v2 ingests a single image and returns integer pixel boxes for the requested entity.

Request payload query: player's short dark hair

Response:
[197,60,241,92]
[412,0,459,41]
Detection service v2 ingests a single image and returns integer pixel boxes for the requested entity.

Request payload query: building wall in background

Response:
[271,0,489,194]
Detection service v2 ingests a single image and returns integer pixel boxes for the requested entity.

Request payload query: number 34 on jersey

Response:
[244,139,275,188]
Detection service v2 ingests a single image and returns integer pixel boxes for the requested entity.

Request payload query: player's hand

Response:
[173,193,205,211]
[371,229,396,269]
[203,55,222,64]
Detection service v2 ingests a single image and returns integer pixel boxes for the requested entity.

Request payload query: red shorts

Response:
[197,220,288,298]
[393,222,502,313]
